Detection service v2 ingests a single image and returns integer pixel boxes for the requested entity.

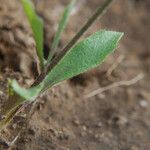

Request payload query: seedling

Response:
[0,0,123,128]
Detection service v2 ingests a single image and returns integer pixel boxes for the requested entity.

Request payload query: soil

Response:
[0,0,150,150]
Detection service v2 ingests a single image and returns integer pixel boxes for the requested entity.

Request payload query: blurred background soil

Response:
[0,0,150,149]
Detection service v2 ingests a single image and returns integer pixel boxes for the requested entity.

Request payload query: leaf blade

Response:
[44,30,123,88]
[11,30,123,100]
[47,0,75,63]
[20,0,44,68]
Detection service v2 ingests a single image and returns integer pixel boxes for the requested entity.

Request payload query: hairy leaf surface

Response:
[11,30,123,100]
[43,30,123,89]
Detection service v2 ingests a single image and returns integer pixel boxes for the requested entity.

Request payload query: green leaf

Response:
[47,0,76,63]
[11,30,123,100]
[11,80,43,100]
[20,0,44,68]
[43,30,123,89]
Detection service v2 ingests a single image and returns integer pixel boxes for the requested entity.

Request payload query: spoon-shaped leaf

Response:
[43,30,123,89]
[20,0,44,68]
[47,0,76,63]
[11,30,123,100]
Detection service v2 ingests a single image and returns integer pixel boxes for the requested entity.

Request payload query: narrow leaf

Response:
[0,105,21,129]
[47,0,75,63]
[20,0,44,68]
[43,30,123,89]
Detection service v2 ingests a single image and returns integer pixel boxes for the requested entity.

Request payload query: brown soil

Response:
[0,0,150,150]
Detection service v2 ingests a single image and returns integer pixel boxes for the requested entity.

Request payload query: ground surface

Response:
[0,0,150,150]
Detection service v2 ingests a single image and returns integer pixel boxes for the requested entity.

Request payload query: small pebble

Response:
[82,125,87,131]
[96,122,102,128]
[117,116,128,126]
[73,119,80,126]
[139,99,148,108]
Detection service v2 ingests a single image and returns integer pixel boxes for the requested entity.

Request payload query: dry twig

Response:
[85,73,144,98]
[8,134,20,150]
[106,55,125,77]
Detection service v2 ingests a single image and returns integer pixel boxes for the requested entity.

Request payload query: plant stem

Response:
[32,0,115,86]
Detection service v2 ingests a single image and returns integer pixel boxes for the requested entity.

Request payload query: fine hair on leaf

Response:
[11,30,123,100]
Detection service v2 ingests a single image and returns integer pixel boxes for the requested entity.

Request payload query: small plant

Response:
[0,0,123,128]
